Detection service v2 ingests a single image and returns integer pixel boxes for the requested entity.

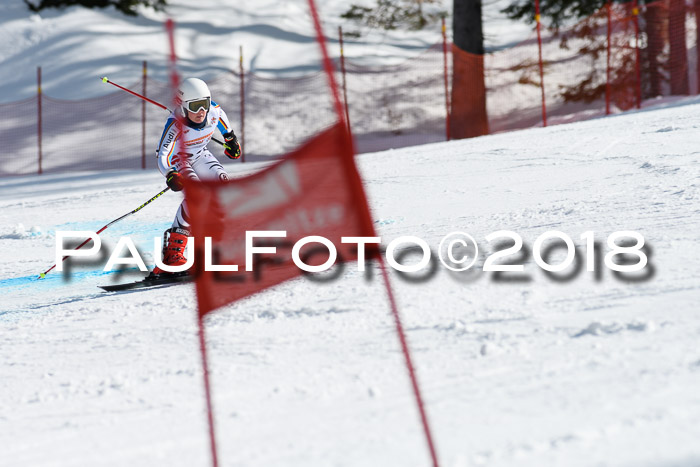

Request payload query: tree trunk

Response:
[669,0,689,95]
[695,0,700,93]
[644,2,665,97]
[451,0,489,138]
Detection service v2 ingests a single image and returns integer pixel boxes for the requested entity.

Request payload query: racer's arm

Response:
[213,104,241,159]
[156,117,196,191]
[156,117,180,177]
[213,102,232,136]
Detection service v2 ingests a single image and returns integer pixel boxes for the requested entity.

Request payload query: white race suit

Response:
[155,101,233,229]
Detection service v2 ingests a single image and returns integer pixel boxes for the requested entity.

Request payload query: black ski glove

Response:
[166,170,185,192]
[223,131,241,159]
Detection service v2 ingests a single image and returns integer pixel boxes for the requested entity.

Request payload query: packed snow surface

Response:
[2,95,700,466]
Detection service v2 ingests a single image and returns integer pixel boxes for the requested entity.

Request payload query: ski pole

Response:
[100,77,225,147]
[38,186,171,279]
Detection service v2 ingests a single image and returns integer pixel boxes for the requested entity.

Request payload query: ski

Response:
[98,272,193,292]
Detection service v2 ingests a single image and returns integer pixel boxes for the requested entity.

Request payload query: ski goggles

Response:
[183,97,210,113]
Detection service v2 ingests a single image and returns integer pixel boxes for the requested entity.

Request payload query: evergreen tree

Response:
[502,0,606,30]
[24,0,167,17]
[341,0,446,35]
[668,0,689,94]
[502,0,690,98]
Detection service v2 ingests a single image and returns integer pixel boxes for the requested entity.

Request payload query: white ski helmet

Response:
[177,78,211,114]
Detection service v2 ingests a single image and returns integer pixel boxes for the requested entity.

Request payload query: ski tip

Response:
[101,76,108,83]
[38,273,46,279]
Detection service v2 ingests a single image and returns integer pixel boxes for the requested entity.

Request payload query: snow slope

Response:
[2,95,700,466]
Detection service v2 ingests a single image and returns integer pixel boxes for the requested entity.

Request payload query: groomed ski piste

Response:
[3,94,700,466]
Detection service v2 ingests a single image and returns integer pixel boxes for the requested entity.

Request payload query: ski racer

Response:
[151,77,241,276]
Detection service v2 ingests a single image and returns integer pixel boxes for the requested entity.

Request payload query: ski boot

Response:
[150,227,191,277]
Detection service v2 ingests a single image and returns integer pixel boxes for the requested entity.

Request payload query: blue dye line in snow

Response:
[1,221,168,297]
[0,268,147,319]
[0,268,143,293]
[1,222,168,293]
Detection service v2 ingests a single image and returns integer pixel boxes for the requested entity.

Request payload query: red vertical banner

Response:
[606,0,612,115]
[37,66,43,175]
[239,45,245,163]
[142,60,147,170]
[535,0,547,127]
[441,17,451,140]
[338,26,353,138]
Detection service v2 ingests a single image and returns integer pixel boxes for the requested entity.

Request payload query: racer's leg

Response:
[171,151,228,230]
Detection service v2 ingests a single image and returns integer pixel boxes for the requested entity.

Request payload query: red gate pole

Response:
[239,45,245,163]
[606,0,612,115]
[535,0,548,127]
[197,317,219,467]
[142,60,147,169]
[37,66,43,175]
[441,17,451,140]
[338,26,353,138]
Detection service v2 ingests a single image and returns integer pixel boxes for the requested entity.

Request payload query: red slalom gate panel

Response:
[188,123,375,315]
